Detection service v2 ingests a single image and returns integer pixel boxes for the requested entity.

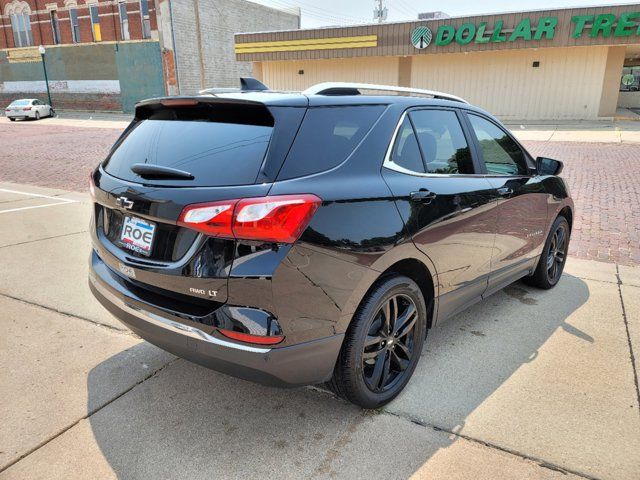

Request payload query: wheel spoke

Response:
[380,351,391,388]
[393,303,416,336]
[368,350,386,390]
[388,297,398,334]
[363,348,383,360]
[365,334,383,347]
[556,227,566,251]
[394,339,411,359]
[391,350,409,371]
[396,313,417,339]
[382,301,391,334]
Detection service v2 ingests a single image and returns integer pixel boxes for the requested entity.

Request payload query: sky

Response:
[248,0,639,29]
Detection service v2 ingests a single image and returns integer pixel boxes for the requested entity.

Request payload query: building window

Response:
[118,1,130,40]
[620,67,640,92]
[139,0,151,38]
[50,10,61,44]
[9,11,33,47]
[89,4,102,42]
[69,7,80,43]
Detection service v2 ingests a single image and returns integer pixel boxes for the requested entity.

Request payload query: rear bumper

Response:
[89,250,343,387]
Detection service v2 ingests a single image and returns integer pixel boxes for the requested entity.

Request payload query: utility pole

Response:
[374,0,387,23]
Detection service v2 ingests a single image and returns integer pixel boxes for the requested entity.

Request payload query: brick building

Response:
[0,0,157,48]
[0,0,299,111]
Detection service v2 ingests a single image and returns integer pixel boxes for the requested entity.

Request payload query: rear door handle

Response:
[497,187,513,197]
[410,189,437,203]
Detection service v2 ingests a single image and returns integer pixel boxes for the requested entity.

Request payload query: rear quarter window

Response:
[277,105,385,180]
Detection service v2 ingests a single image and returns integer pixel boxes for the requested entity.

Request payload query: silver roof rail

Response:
[302,82,468,104]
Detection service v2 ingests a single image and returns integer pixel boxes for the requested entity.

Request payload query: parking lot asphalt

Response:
[0,182,638,480]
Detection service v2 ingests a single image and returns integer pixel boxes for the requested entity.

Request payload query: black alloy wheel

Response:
[329,275,427,408]
[546,223,567,283]
[525,215,570,289]
[363,294,418,393]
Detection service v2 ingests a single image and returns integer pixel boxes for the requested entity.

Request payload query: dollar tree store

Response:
[235,4,640,120]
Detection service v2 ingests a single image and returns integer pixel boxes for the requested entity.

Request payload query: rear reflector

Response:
[219,329,284,345]
[177,194,321,243]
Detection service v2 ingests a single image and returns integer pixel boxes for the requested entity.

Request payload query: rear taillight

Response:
[89,172,96,199]
[177,194,321,243]
[219,329,284,345]
[23,107,31,111]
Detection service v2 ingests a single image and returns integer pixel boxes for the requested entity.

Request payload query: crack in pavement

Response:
[0,230,88,249]
[0,358,179,474]
[384,411,602,480]
[616,265,640,415]
[0,292,131,336]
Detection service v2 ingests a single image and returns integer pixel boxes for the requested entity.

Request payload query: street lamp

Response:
[38,45,53,108]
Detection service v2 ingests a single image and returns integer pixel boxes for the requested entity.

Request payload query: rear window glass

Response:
[9,100,31,107]
[103,106,274,187]
[278,105,385,180]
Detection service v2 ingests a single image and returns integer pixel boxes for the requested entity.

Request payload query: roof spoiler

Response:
[199,77,269,95]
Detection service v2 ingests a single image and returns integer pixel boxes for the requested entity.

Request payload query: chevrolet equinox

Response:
[89,80,573,408]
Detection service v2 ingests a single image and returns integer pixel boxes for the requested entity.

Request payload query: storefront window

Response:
[620,67,640,92]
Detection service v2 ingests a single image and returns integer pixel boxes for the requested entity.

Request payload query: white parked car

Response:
[4,99,54,121]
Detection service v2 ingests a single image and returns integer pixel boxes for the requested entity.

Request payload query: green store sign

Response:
[411,12,640,48]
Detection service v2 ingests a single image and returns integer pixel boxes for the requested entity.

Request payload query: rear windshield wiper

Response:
[130,163,194,180]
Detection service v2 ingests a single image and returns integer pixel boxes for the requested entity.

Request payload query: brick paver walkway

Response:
[524,141,640,266]
[1,122,638,266]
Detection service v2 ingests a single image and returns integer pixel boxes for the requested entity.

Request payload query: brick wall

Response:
[0,0,159,49]
[169,0,299,94]
[0,91,122,110]
[0,42,164,112]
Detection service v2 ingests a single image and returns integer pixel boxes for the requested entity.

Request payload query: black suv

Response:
[89,81,573,408]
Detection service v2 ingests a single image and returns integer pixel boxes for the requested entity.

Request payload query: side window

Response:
[390,116,424,173]
[409,109,474,174]
[278,105,385,180]
[468,114,528,175]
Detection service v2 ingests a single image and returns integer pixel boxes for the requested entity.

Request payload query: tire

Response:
[523,216,570,289]
[329,275,428,408]
[9,118,15,122]
[34,111,40,120]
[49,109,55,118]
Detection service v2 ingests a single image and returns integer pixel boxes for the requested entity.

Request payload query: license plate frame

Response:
[119,215,156,256]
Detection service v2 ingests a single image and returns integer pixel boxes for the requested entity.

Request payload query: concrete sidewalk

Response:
[0,182,638,480]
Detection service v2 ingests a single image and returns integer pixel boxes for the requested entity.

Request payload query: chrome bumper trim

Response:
[91,276,271,354]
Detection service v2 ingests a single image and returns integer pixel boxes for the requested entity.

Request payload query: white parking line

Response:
[0,187,78,214]
[0,187,77,202]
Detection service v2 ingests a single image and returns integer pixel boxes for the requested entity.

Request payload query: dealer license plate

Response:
[120,216,155,256]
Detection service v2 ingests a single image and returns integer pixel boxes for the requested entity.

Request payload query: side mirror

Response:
[536,157,563,176]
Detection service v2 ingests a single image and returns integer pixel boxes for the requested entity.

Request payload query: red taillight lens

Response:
[233,194,321,243]
[89,172,96,199]
[219,329,284,345]
[177,194,321,243]
[23,107,31,111]
[177,200,237,238]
